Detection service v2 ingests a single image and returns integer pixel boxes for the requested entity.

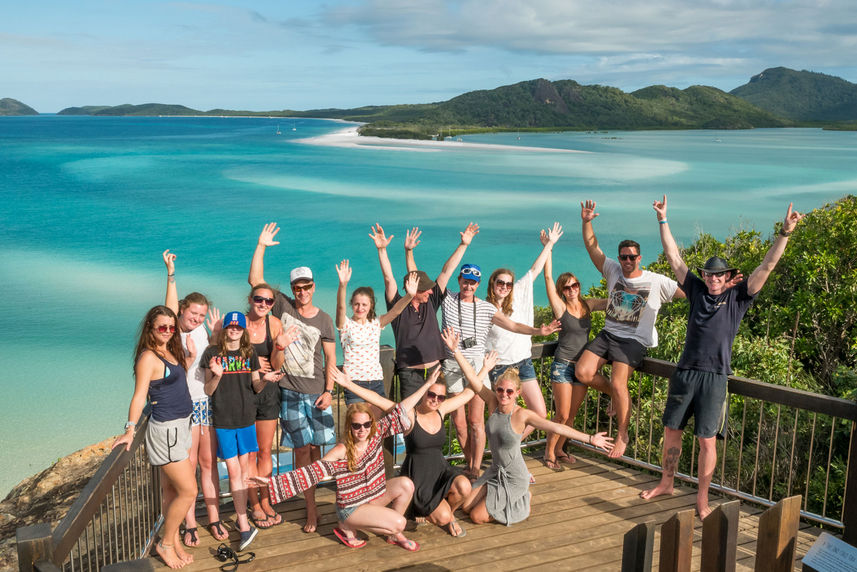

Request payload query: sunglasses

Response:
[351,421,372,430]
[252,295,274,306]
[702,270,729,278]
[495,387,516,396]
[494,279,513,288]
[461,268,482,278]
[426,390,447,402]
[562,282,581,291]
[292,283,314,292]
[155,325,176,333]
[618,254,640,261]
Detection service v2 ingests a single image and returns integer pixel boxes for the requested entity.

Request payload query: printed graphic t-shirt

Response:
[273,293,335,395]
[339,317,384,381]
[200,346,261,429]
[602,258,678,348]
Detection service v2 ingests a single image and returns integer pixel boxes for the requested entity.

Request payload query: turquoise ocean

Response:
[1,116,855,496]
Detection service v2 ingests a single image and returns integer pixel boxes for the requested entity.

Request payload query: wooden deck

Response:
[152,453,823,571]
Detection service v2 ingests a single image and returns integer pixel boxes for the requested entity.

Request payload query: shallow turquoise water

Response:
[1,117,855,495]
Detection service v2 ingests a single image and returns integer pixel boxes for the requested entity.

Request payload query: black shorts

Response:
[662,368,728,438]
[255,382,282,421]
[584,330,647,368]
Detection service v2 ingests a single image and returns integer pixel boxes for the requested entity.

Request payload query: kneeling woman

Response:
[442,328,613,526]
[250,372,435,551]
[337,367,485,537]
[113,306,197,569]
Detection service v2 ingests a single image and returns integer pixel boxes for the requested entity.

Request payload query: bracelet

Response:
[167,273,175,277]
[779,228,792,237]
[658,219,668,224]
[124,421,136,431]
[275,344,285,351]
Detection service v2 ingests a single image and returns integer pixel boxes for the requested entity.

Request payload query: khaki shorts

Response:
[442,355,485,394]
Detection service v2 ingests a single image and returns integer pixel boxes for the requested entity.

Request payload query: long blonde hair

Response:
[343,403,377,472]
[487,268,515,316]
[556,272,591,318]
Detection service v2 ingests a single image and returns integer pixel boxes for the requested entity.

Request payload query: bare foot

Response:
[173,531,193,564]
[607,433,629,458]
[697,501,713,520]
[640,481,674,500]
[303,505,318,533]
[156,542,186,570]
[556,452,576,465]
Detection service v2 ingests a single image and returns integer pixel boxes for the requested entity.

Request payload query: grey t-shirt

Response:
[273,292,335,395]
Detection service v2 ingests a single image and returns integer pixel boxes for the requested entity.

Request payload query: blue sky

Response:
[4,0,857,113]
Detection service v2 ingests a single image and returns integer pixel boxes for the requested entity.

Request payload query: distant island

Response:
[4,67,857,135]
[0,98,38,116]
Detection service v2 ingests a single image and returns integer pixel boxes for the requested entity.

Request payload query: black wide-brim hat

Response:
[697,256,738,275]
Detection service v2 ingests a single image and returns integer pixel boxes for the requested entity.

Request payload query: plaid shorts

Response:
[279,388,336,449]
[191,397,213,427]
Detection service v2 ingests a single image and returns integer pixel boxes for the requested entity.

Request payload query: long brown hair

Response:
[343,403,377,472]
[556,272,591,318]
[133,306,185,370]
[215,320,255,361]
[487,268,515,316]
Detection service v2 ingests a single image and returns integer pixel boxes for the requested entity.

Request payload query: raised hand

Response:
[258,222,280,247]
[404,227,422,250]
[482,350,499,371]
[369,223,394,249]
[782,202,805,233]
[404,271,419,297]
[209,356,223,378]
[441,327,460,352]
[336,259,352,284]
[331,366,352,388]
[545,222,563,244]
[163,249,176,274]
[590,432,614,453]
[580,200,599,222]
[538,319,562,336]
[653,195,668,221]
[206,307,222,333]
[726,272,745,289]
[276,325,299,348]
[460,222,480,245]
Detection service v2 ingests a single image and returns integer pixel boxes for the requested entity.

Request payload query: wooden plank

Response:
[754,495,800,572]
[659,509,694,572]
[701,500,740,572]
[16,523,54,572]
[622,522,655,572]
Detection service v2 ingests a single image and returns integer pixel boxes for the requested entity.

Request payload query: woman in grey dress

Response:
[442,328,613,525]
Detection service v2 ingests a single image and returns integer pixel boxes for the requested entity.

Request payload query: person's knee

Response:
[698,437,716,452]
[470,510,490,524]
[454,478,472,497]
[391,514,407,534]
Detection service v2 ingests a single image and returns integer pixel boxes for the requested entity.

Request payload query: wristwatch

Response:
[124,421,136,431]
[327,389,335,396]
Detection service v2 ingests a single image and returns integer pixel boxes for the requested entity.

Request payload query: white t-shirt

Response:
[339,317,384,381]
[485,270,534,364]
[181,324,210,401]
[602,258,678,348]
[441,291,498,361]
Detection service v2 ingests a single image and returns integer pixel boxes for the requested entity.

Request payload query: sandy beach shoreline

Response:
[297,125,591,153]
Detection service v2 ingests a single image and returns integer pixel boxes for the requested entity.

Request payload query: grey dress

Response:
[473,408,530,525]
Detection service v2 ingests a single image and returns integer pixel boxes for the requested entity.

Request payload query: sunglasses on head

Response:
[351,421,372,430]
[494,279,513,288]
[618,254,639,261]
[252,295,274,306]
[426,390,447,402]
[562,282,581,291]
[495,387,516,396]
[155,325,176,333]
[292,283,313,292]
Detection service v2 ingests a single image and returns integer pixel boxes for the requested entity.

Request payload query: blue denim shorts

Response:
[490,358,537,384]
[343,379,386,406]
[550,359,584,385]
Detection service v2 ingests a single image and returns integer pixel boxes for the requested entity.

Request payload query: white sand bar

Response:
[297,126,590,154]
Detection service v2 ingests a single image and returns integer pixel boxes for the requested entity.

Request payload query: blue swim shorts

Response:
[279,388,336,449]
[215,425,259,460]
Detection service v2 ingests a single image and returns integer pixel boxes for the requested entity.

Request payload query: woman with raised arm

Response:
[442,328,612,526]
[335,260,419,413]
[249,371,435,551]
[485,223,563,440]
[244,281,295,530]
[113,306,197,569]
[162,250,224,546]
[542,251,608,470]
[337,366,487,537]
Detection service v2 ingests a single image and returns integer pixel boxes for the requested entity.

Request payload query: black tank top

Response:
[148,355,193,422]
[251,314,274,361]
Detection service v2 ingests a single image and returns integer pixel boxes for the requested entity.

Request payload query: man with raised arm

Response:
[641,197,804,518]
[248,222,337,534]
[575,200,684,459]
[370,222,479,400]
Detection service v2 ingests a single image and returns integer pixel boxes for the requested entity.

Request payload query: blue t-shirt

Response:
[676,272,757,374]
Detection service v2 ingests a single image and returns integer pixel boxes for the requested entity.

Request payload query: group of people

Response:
[113,196,803,568]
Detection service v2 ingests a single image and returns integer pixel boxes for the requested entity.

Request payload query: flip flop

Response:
[209,520,228,541]
[543,457,562,471]
[386,536,420,551]
[444,519,466,538]
[264,511,283,526]
[333,528,366,548]
[181,527,199,547]
[556,453,576,465]
[250,514,277,530]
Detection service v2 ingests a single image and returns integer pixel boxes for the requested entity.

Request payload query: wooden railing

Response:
[16,342,856,570]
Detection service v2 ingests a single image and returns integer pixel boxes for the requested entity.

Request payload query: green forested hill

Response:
[730,67,857,122]
[0,98,38,116]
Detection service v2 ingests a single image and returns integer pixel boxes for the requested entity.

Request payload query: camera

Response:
[461,336,477,349]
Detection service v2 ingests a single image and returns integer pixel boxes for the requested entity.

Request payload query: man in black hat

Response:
[640,195,804,519]
[371,222,479,399]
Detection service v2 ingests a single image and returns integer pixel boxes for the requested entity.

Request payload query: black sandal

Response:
[181,526,199,547]
[209,520,228,541]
